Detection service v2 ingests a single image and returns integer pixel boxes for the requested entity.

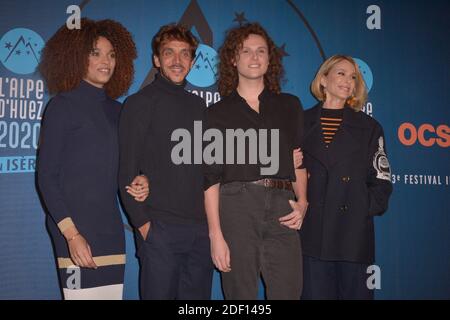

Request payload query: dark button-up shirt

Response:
[204,89,304,189]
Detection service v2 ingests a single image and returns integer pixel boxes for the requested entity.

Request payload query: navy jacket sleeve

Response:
[293,96,306,169]
[37,95,75,233]
[367,122,393,216]
[118,95,149,228]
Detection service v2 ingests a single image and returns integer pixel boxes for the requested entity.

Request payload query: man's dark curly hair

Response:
[38,18,137,99]
[218,23,284,97]
[151,23,199,66]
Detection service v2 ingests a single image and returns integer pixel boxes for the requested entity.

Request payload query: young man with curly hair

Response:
[118,24,213,300]
[204,23,308,299]
[37,18,148,300]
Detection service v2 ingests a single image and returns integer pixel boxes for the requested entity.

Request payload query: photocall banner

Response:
[0,0,448,299]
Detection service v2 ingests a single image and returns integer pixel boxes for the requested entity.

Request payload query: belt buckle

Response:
[263,179,270,187]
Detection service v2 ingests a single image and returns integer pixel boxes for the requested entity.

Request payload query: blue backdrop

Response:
[0,0,448,299]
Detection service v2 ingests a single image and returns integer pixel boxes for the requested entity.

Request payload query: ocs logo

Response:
[0,28,44,75]
[186,44,218,88]
[354,58,373,92]
[398,122,450,148]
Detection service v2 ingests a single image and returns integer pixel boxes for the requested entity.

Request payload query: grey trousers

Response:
[219,181,302,300]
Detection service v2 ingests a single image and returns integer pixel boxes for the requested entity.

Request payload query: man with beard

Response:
[118,24,213,300]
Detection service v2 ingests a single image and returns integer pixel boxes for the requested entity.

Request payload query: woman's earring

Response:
[347,92,356,105]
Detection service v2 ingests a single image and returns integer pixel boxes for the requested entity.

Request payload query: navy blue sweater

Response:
[118,74,207,228]
[37,81,123,236]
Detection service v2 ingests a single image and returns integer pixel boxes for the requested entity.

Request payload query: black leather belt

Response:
[249,178,293,191]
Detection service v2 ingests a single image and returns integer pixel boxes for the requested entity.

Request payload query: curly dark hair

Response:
[218,23,284,97]
[151,23,199,65]
[38,18,137,99]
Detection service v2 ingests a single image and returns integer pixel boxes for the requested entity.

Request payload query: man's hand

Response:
[138,221,151,240]
[279,199,308,230]
[126,175,150,202]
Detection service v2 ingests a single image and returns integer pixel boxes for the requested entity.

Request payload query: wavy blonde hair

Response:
[311,55,367,110]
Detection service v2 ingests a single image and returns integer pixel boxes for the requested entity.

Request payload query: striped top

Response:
[321,107,344,146]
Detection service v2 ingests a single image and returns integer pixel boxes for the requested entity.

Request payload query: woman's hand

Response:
[279,199,308,230]
[293,148,303,169]
[126,175,150,202]
[66,232,97,269]
[210,234,231,273]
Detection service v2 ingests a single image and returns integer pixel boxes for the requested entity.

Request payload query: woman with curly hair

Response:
[204,23,308,299]
[37,18,148,299]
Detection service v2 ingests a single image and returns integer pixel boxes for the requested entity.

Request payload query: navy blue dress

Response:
[37,81,125,295]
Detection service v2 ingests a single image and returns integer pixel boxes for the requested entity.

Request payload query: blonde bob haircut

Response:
[311,55,368,111]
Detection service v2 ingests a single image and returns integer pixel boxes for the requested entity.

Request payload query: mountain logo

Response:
[0,28,44,75]
[354,58,373,92]
[186,44,218,88]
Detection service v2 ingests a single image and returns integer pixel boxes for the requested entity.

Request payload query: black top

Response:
[118,74,207,228]
[37,80,123,236]
[204,89,304,190]
[320,107,344,145]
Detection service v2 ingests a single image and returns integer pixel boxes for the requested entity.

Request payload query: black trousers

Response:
[219,182,302,300]
[137,219,213,300]
[301,255,374,300]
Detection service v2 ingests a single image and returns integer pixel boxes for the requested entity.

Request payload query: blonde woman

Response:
[300,55,393,300]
